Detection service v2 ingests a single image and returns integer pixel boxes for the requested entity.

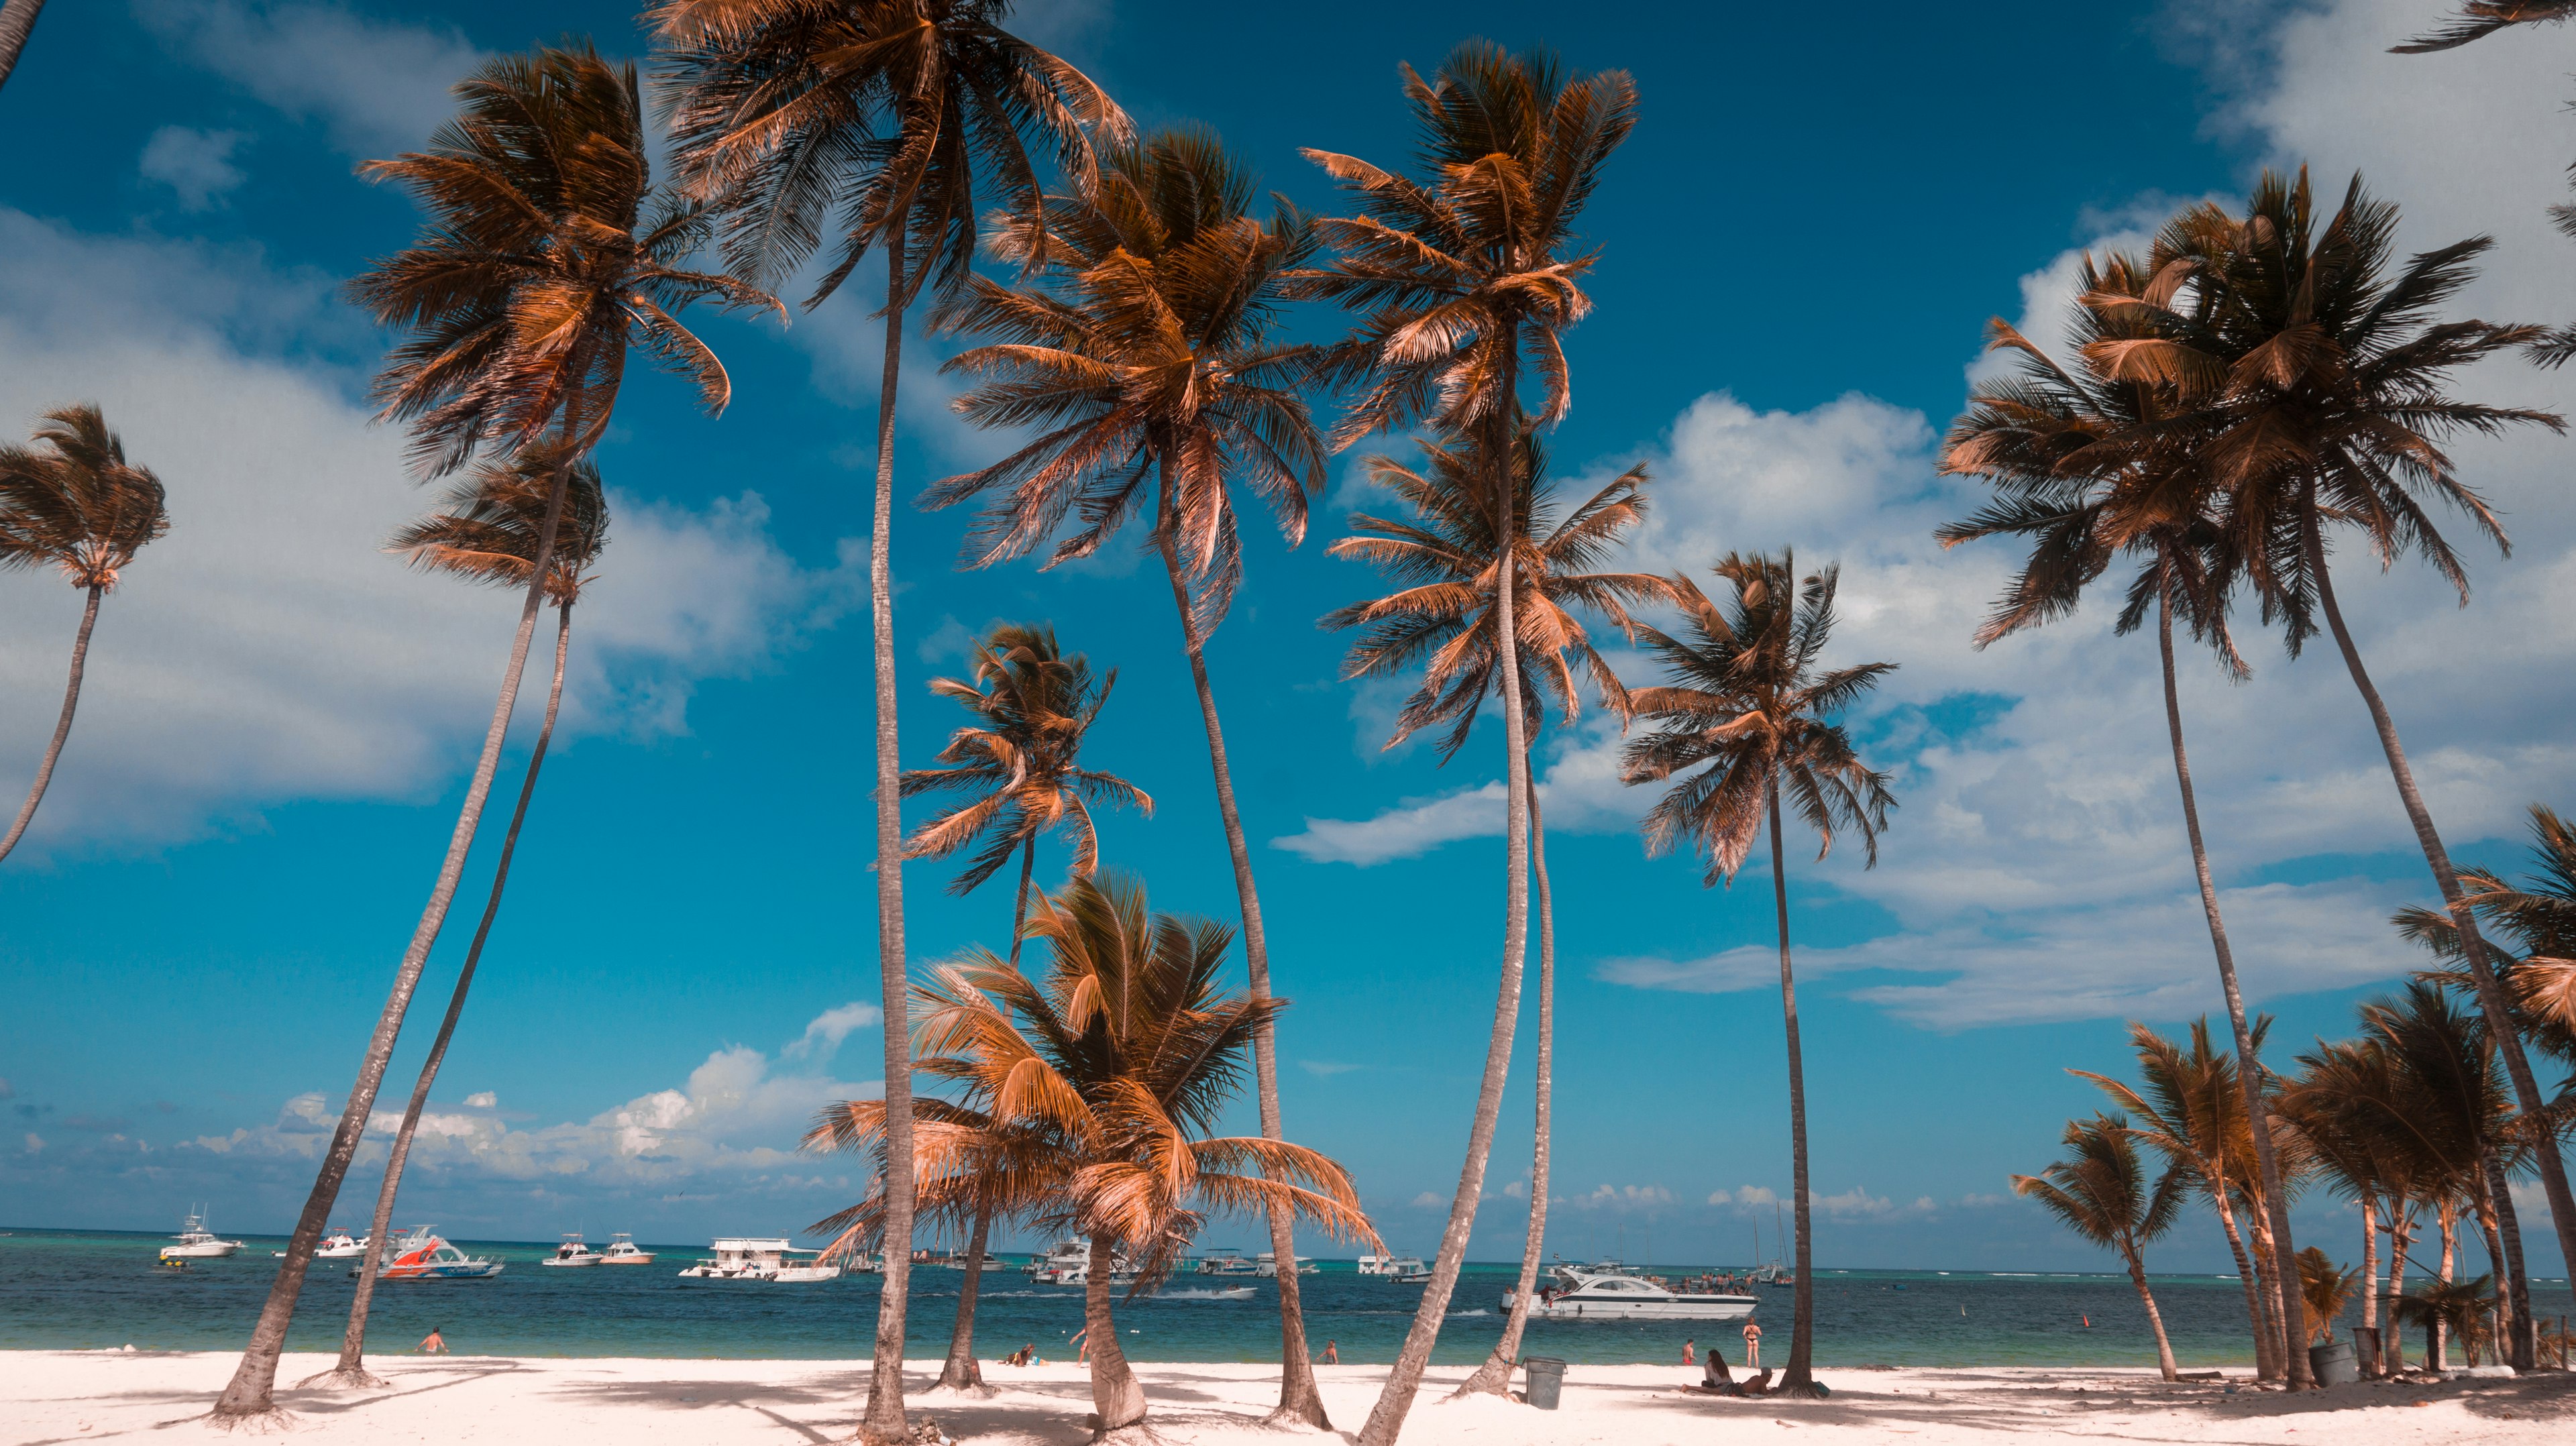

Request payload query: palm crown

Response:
[1620,552,1896,881]
[2012,1113,2186,1255]
[0,404,168,592]
[1323,420,1668,759]
[348,43,775,476]
[2073,1019,2279,1209]
[2396,805,2576,1060]
[385,450,610,606]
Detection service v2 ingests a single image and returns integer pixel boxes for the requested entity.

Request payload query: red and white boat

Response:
[369,1226,504,1280]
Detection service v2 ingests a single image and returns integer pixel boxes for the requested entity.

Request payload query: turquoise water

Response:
[5,1229,2566,1368]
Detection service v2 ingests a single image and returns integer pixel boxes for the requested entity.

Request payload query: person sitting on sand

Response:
[1741,1367,1772,1396]
[1701,1347,1734,1392]
[419,1327,447,1355]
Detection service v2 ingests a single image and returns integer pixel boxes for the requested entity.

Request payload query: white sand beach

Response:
[3,1351,2571,1445]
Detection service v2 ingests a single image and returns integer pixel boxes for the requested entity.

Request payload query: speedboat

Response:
[1025,1239,1092,1276]
[372,1227,504,1280]
[1255,1251,1317,1277]
[596,1233,655,1266]
[1386,1256,1431,1284]
[677,1238,842,1281]
[314,1230,368,1260]
[160,1211,244,1260]
[1357,1253,1399,1276]
[1199,1249,1260,1278]
[1506,1262,1754,1321]
[541,1233,604,1267]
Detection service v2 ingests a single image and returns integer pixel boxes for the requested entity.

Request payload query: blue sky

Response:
[4,0,2574,1275]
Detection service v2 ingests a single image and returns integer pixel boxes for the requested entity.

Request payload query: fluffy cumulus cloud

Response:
[133,0,486,156]
[0,210,859,856]
[138,127,250,211]
[1275,1,2576,1030]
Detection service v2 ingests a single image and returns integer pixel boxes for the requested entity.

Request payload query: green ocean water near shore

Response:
[6,1229,2567,1368]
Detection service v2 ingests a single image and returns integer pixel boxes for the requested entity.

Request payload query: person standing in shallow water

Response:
[1741,1319,1760,1368]
[418,1327,446,1355]
[1682,1339,1696,1365]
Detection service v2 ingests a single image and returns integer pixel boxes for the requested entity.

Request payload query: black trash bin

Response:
[1523,1356,1566,1410]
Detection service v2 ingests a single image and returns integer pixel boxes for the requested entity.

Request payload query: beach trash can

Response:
[1523,1356,1566,1410]
[2310,1338,2359,1386]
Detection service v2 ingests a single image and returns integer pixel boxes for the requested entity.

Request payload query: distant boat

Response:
[596,1233,655,1266]
[1199,1249,1260,1278]
[1507,1263,1756,1321]
[160,1211,243,1260]
[676,1238,841,1282]
[1255,1251,1317,1277]
[371,1226,504,1280]
[541,1234,604,1268]
[315,1230,368,1260]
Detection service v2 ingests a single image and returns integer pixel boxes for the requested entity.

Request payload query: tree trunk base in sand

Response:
[203,1406,299,1435]
[1451,1353,1515,1399]
[292,1365,388,1392]
[920,1382,996,1400]
[1087,1419,1165,1446]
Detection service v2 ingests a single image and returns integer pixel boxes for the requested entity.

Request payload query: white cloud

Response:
[138,127,248,210]
[1570,1183,1674,1213]
[781,1002,883,1061]
[1299,1060,1364,1077]
[0,209,861,856]
[462,1091,496,1109]
[1502,1179,1527,1201]
[1811,1186,1939,1223]
[133,0,484,156]
[1409,1190,1444,1209]
[1713,1184,1777,1209]
[22,1134,43,1154]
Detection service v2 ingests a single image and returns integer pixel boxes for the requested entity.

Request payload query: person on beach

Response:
[1701,1347,1733,1392]
[1324,1341,1338,1364]
[1682,1339,1695,1365]
[1741,1319,1760,1368]
[1071,1327,1089,1364]
[419,1327,447,1355]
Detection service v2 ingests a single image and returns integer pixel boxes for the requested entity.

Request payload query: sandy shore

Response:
[3,1351,2572,1445]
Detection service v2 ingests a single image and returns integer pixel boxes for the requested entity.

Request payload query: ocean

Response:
[5,1229,2567,1368]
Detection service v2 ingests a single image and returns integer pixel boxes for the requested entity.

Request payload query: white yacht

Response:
[1356,1253,1399,1276]
[677,1238,841,1282]
[160,1211,244,1260]
[314,1230,369,1260]
[1389,1258,1432,1284]
[542,1233,604,1267]
[1254,1251,1317,1277]
[1199,1249,1260,1278]
[597,1233,655,1266]
[1505,1262,1754,1321]
[1025,1238,1093,1276]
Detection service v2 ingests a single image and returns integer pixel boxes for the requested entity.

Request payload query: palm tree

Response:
[1320,421,1670,1394]
[2104,170,2576,1323]
[314,454,610,1388]
[2395,4,2576,53]
[900,619,1146,1387]
[2013,1113,2190,1381]
[0,404,168,864]
[2286,1036,2440,1375]
[651,11,1120,1429]
[0,0,43,93]
[2396,803,2576,1072]
[2296,1247,2362,1346]
[920,125,1339,1422]
[830,873,1377,1441]
[2392,1274,2496,1372]
[1620,552,1896,1396]
[2073,1020,2289,1377]
[1295,48,1636,1440]
[1939,245,2316,1382]
[213,45,767,1421]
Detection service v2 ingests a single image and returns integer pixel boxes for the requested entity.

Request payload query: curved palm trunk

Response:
[1767,784,1821,1394]
[0,0,46,93]
[2207,1180,2277,1378]
[213,463,571,1421]
[863,236,918,1446]
[1459,751,1554,1398]
[2123,1243,2181,1381]
[319,603,574,1388]
[937,837,1038,1392]
[1358,497,1534,1446]
[2481,1151,2533,1369]
[1150,470,1323,1427]
[2244,1191,2288,1371]
[1083,1238,1146,1437]
[2156,583,2309,1384]
[0,581,100,865]
[2473,1164,2515,1367]
[2303,512,2576,1293]
[2384,1207,2414,1375]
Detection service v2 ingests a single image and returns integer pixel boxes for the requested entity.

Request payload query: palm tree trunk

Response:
[2155,581,2310,1385]
[211,461,570,1421]
[1358,455,1534,1446]
[2385,1207,2414,1375]
[1084,1237,1146,1437]
[1767,783,1822,1394]
[316,602,574,1389]
[1008,835,1036,966]
[862,233,918,1446]
[2472,1164,2514,1368]
[2360,1194,2379,1355]
[0,0,46,93]
[2125,1245,2181,1381]
[2302,510,2576,1292]
[1459,746,1554,1397]
[0,581,100,864]
[2244,1191,2289,1376]
[2481,1151,2533,1369]
[938,1207,993,1390]
[2436,1199,2457,1371]
[1149,468,1324,1427]
[2208,1181,2277,1379]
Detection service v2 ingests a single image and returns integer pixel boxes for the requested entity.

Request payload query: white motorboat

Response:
[314,1230,368,1260]
[372,1226,505,1280]
[1505,1263,1754,1321]
[1387,1257,1431,1283]
[597,1233,655,1266]
[677,1238,841,1281]
[1024,1238,1092,1276]
[1356,1253,1399,1276]
[542,1233,604,1267]
[1198,1249,1260,1278]
[1254,1251,1317,1277]
[160,1211,244,1260]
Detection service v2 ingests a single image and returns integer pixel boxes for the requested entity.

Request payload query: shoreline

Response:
[3,1350,2571,1444]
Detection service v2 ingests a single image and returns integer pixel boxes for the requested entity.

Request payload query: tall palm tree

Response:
[920,125,1340,1422]
[0,0,46,93]
[1320,421,1669,1394]
[1620,552,1896,1396]
[837,874,1376,1441]
[1939,245,2316,1383]
[2073,1020,2288,1377]
[1295,48,1635,1440]
[315,454,610,1388]
[652,12,1120,1430]
[214,45,767,1421]
[2014,1113,2190,1381]
[0,404,168,864]
[2286,1036,2440,1374]
[2105,170,2576,1316]
[900,619,1145,1387]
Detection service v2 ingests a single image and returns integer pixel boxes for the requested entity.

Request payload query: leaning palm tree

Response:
[900,620,1146,1387]
[2014,1113,2190,1381]
[1939,245,2316,1383]
[2397,803,2576,1069]
[316,453,610,1388]
[921,125,1340,1421]
[0,0,46,93]
[828,873,1377,1441]
[652,11,1120,1429]
[2106,170,2576,1313]
[213,44,769,1421]
[0,404,168,864]
[1620,552,1895,1396]
[1322,420,1670,1394]
[1296,48,1636,1439]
